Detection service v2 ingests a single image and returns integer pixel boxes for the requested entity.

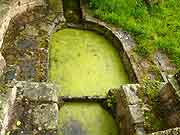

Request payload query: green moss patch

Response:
[141,80,168,132]
[49,28,129,96]
[58,103,119,135]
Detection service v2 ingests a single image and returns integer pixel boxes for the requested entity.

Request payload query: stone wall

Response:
[115,84,146,135]
[0,53,6,77]
[159,72,180,127]
[0,81,59,135]
[149,127,180,135]
[0,0,46,49]
[175,71,180,85]
[0,0,46,79]
[0,84,17,135]
[60,96,107,102]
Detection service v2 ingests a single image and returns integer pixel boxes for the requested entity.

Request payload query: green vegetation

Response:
[49,28,129,96]
[0,83,8,94]
[63,0,81,22]
[58,103,118,135]
[143,80,161,102]
[144,111,166,132]
[87,0,180,67]
[48,0,62,12]
[142,80,167,132]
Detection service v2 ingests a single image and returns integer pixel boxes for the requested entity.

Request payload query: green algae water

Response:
[58,103,118,135]
[49,28,129,96]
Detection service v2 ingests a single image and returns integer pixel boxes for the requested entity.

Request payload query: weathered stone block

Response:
[150,127,180,135]
[8,129,57,135]
[32,103,58,130]
[0,53,6,77]
[2,81,59,134]
[159,74,180,127]
[0,0,45,48]
[16,81,58,102]
[48,0,63,13]
[0,86,17,135]
[122,85,142,105]
[129,104,145,124]
[115,84,145,135]
[0,94,7,129]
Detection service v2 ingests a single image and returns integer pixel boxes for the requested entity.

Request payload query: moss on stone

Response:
[48,0,63,12]
[142,80,168,132]
[63,0,82,22]
[142,80,162,102]
[144,111,166,132]
[0,83,8,94]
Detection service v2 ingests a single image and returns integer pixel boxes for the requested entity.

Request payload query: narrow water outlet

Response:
[63,0,83,23]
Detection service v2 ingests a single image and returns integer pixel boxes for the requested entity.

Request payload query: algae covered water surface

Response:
[49,28,129,96]
[58,103,118,135]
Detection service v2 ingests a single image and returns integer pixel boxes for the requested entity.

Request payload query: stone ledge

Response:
[122,84,142,105]
[159,73,180,127]
[60,96,107,102]
[149,127,180,135]
[32,103,58,130]
[0,53,6,77]
[168,75,180,99]
[2,81,59,134]
[8,129,57,135]
[115,84,145,135]
[0,86,17,135]
[129,104,144,124]
[15,81,58,102]
[0,0,45,49]
[0,81,59,134]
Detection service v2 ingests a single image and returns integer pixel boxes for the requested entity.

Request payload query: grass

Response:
[141,80,168,132]
[143,80,161,102]
[58,103,118,135]
[87,0,180,68]
[49,28,129,96]
[144,111,166,132]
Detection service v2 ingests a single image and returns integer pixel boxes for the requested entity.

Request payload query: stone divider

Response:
[159,72,180,127]
[60,96,107,102]
[114,84,146,135]
[0,85,17,135]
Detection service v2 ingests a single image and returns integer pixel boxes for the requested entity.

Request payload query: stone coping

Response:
[59,96,107,102]
[168,75,180,100]
[149,127,180,135]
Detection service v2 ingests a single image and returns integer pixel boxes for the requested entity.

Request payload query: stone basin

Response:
[49,28,129,96]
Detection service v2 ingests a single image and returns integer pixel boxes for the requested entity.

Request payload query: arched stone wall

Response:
[0,0,46,79]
